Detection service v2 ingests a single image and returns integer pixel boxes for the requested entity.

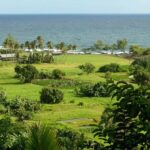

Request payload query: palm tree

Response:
[36,36,45,49]
[26,124,59,150]
[3,34,18,50]
[72,45,77,50]
[20,43,25,49]
[47,41,53,49]
[30,40,37,50]
[25,41,30,49]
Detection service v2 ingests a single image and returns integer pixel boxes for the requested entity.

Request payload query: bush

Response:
[0,90,7,105]
[15,65,38,83]
[16,108,33,121]
[93,82,110,97]
[75,82,111,97]
[130,65,150,86]
[14,65,22,77]
[57,128,102,150]
[77,102,84,106]
[51,69,65,79]
[26,124,59,150]
[0,104,7,114]
[75,83,94,97]
[57,129,86,150]
[98,63,121,73]
[18,52,54,64]
[130,56,150,86]
[40,87,63,104]
[69,100,75,104]
[0,116,27,149]
[131,55,150,71]
[78,63,95,74]
[9,97,40,121]
[38,71,51,79]
[94,81,150,149]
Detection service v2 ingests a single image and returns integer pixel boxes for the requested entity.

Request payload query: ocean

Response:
[0,14,150,48]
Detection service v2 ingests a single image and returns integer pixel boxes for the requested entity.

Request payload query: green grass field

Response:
[0,54,131,139]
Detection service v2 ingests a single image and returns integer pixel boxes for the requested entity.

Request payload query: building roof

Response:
[0,53,16,58]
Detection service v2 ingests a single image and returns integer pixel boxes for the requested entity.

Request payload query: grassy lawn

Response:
[0,54,131,138]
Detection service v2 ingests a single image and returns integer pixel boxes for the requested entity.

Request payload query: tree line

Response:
[1,34,77,51]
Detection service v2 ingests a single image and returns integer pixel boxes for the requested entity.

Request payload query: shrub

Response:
[75,83,94,97]
[26,124,59,150]
[15,65,38,83]
[104,72,113,82]
[69,100,75,104]
[130,65,150,86]
[40,87,63,104]
[38,71,51,79]
[0,104,7,114]
[75,82,111,97]
[15,108,33,121]
[0,116,27,149]
[14,65,22,77]
[93,82,110,97]
[0,90,7,105]
[131,55,150,72]
[18,52,54,64]
[57,129,86,150]
[51,69,65,79]
[42,53,54,63]
[94,81,150,149]
[78,63,95,74]
[130,56,150,86]
[77,102,84,106]
[98,63,121,73]
[57,128,102,149]
[9,97,40,121]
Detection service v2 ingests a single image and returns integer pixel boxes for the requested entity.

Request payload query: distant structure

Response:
[0,53,16,61]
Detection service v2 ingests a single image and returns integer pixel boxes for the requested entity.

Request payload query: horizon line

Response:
[0,13,150,15]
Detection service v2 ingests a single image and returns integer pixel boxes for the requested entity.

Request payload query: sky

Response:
[0,0,150,14]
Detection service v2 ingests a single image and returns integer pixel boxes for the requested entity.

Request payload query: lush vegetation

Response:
[1,34,77,52]
[2,53,150,149]
[130,55,150,86]
[75,81,111,97]
[98,63,124,73]
[94,81,150,149]
[18,51,54,64]
[15,65,39,83]
[78,63,95,74]
[40,87,63,104]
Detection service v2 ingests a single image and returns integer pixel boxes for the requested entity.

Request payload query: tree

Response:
[130,55,150,86]
[72,44,77,50]
[3,34,19,50]
[94,81,150,149]
[25,41,30,49]
[36,36,45,49]
[47,41,53,49]
[94,40,105,50]
[78,63,95,74]
[55,42,65,50]
[15,65,38,83]
[30,40,37,50]
[129,45,144,56]
[117,39,128,51]
[20,43,25,49]
[42,52,54,63]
